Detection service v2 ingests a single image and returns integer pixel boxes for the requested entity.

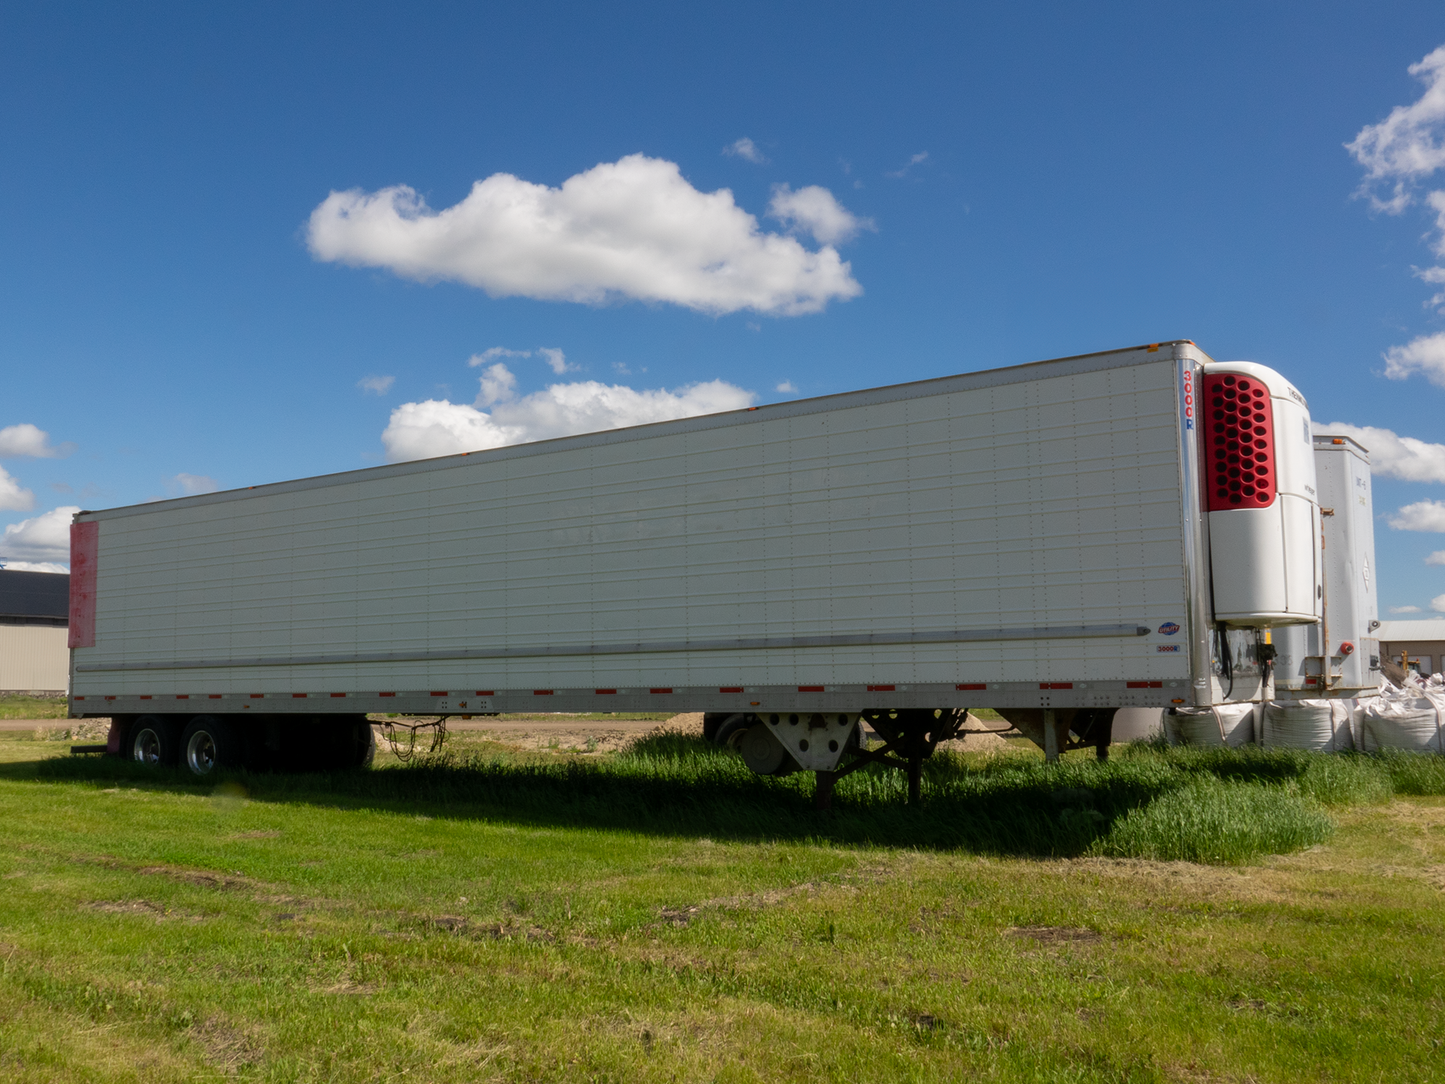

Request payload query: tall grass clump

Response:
[1091,777,1333,863]
[1377,749,1445,796]
[1297,753,1394,806]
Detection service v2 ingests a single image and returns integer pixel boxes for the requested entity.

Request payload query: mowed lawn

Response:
[1,726,1443,1083]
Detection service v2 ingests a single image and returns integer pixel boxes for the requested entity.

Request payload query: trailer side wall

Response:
[72,345,1204,716]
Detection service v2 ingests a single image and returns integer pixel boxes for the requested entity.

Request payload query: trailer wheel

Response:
[738,723,798,776]
[357,721,377,768]
[180,716,241,777]
[710,713,753,750]
[129,715,178,767]
[702,713,732,743]
[335,718,376,769]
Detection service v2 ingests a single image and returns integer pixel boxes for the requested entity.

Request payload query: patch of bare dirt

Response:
[320,977,382,995]
[388,912,557,943]
[658,906,700,926]
[74,854,260,892]
[136,865,251,891]
[655,866,895,928]
[190,1016,265,1072]
[375,712,702,755]
[85,899,207,923]
[936,729,1014,753]
[1006,925,1102,944]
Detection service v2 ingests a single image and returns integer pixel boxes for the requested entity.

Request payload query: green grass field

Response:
[0,695,69,720]
[2,725,1444,1082]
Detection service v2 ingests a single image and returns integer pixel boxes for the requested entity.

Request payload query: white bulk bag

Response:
[1164,703,1256,747]
[1260,700,1354,751]
[1359,684,1445,754]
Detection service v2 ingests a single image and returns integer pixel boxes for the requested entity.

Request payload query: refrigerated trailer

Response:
[1271,433,1382,696]
[67,340,1360,794]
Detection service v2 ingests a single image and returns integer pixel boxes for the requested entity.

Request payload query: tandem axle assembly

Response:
[706,707,1111,809]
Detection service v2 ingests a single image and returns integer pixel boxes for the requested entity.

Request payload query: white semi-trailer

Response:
[1272,433,1382,696]
[67,340,1362,797]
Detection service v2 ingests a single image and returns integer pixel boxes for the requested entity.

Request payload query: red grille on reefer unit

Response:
[1202,373,1277,511]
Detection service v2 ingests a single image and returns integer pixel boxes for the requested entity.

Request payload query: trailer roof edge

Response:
[76,340,1211,522]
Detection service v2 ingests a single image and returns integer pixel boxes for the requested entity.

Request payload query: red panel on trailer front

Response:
[68,520,99,649]
[1202,373,1277,511]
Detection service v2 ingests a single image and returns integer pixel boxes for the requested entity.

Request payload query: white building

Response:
[1375,619,1445,677]
[0,569,70,694]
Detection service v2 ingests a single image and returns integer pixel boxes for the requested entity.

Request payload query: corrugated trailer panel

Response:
[73,345,1202,707]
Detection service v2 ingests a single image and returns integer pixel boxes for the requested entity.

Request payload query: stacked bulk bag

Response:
[1164,703,1256,747]
[1358,675,1445,754]
[1260,699,1355,751]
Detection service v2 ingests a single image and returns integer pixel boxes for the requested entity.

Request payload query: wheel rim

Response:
[133,728,161,765]
[186,730,217,775]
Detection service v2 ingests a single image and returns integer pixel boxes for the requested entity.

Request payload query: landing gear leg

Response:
[830,709,967,807]
[1094,710,1115,762]
[814,769,836,811]
[907,756,923,804]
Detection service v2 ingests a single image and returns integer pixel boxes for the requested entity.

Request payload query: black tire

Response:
[702,712,730,743]
[179,716,242,778]
[738,723,798,776]
[333,718,376,769]
[711,713,754,750]
[128,715,179,767]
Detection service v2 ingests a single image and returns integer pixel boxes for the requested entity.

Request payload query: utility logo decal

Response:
[1158,622,1181,636]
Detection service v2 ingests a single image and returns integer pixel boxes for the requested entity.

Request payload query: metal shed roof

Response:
[0,569,70,622]
[1375,619,1445,643]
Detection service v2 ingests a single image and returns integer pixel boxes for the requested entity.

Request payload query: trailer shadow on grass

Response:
[23,732,1443,862]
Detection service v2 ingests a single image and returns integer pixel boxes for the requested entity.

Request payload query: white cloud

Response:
[1315,422,1445,481]
[0,423,74,459]
[1391,604,1423,613]
[468,345,575,375]
[474,362,517,407]
[358,375,395,395]
[723,138,768,164]
[469,347,531,366]
[1418,263,1445,309]
[1349,47,1445,317]
[1430,189,1445,257]
[171,473,219,496]
[886,151,929,179]
[307,154,863,316]
[1427,550,1445,565]
[381,364,755,462]
[1382,332,1445,387]
[0,466,34,512]
[0,559,68,574]
[0,506,79,562]
[1346,45,1445,208]
[768,184,874,245]
[775,380,798,393]
[537,347,574,375]
[1389,499,1445,532]
[1435,593,1445,613]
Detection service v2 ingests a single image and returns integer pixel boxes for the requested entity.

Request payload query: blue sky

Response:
[2,1,1444,615]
